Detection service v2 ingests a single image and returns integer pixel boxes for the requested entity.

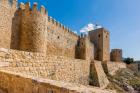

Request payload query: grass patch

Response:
[129,78,140,91]
[106,82,126,93]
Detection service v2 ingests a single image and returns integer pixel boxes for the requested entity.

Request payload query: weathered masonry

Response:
[0,0,126,93]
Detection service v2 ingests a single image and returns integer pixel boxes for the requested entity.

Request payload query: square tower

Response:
[89,28,110,61]
[110,49,122,62]
[75,35,94,60]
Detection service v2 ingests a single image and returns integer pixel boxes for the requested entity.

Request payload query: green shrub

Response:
[124,57,134,64]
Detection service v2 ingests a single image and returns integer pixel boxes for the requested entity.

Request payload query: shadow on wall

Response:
[75,37,86,60]
[89,62,99,86]
[10,10,21,50]
[0,88,8,93]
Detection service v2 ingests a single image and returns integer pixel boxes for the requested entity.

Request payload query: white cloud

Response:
[80,23,102,33]
[73,31,77,34]
[80,23,94,33]
[96,25,102,29]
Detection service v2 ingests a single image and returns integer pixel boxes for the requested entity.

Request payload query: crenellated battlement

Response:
[17,2,48,53]
[110,49,122,62]
[18,2,47,15]
[18,2,77,37]
[48,16,78,37]
[19,2,25,9]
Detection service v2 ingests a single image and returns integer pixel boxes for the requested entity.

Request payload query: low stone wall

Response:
[0,70,116,93]
[103,62,126,75]
[90,60,109,88]
[127,63,140,73]
[0,48,90,85]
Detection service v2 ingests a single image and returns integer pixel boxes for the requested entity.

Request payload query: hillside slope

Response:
[107,68,140,93]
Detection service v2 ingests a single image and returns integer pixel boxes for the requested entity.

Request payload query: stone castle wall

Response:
[127,63,140,73]
[0,1,80,58]
[0,70,115,93]
[103,62,126,75]
[85,37,94,60]
[19,3,48,52]
[0,48,113,88]
[0,1,126,91]
[10,3,48,53]
[0,48,90,85]
[90,60,109,88]
[47,16,79,58]
[75,36,94,60]
[0,0,17,49]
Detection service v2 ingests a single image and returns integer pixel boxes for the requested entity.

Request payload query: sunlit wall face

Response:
[18,0,140,60]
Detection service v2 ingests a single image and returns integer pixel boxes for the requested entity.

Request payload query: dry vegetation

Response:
[106,68,140,93]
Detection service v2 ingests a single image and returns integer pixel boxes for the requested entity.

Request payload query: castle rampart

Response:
[0,1,82,58]
[0,0,127,92]
[47,16,79,58]
[18,2,48,53]
[0,0,17,49]
[0,69,115,93]
[0,48,90,85]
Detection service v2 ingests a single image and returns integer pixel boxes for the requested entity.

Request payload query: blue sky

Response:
[18,0,140,60]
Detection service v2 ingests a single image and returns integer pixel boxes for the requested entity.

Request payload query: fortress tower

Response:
[18,3,48,53]
[89,28,110,62]
[110,49,122,62]
[0,0,17,48]
[75,34,94,60]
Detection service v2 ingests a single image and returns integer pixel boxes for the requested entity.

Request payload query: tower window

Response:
[57,36,60,39]
[98,34,101,38]
[77,41,80,47]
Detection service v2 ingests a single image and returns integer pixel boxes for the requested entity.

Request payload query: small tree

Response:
[124,57,134,64]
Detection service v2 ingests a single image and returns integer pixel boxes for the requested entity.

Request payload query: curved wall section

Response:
[19,3,48,53]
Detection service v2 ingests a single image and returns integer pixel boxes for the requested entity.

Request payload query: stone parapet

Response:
[0,70,116,93]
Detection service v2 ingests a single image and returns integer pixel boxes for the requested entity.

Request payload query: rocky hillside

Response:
[106,68,140,93]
